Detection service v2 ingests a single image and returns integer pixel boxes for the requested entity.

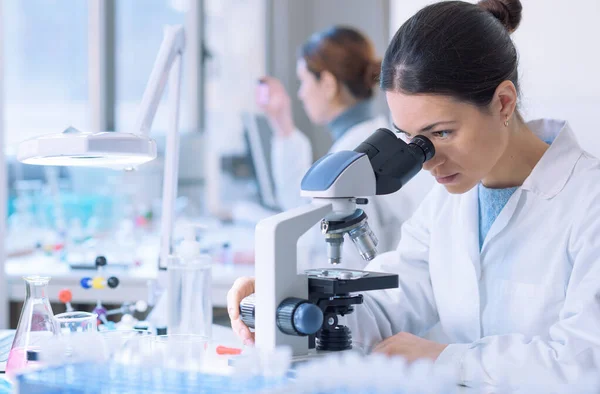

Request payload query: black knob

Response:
[240,294,256,329]
[27,350,39,361]
[95,256,107,267]
[107,276,120,289]
[410,135,435,162]
[156,326,167,335]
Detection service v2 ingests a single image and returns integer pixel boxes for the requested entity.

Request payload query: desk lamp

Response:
[17,25,185,272]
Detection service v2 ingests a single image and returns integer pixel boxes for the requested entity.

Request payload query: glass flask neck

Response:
[24,276,50,300]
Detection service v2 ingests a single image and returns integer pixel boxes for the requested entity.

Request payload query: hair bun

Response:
[478,0,522,33]
[364,59,382,86]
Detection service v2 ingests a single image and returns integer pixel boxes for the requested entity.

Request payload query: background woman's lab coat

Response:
[345,119,600,387]
[271,116,433,271]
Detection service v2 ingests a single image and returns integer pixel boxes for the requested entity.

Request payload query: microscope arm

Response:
[255,201,333,354]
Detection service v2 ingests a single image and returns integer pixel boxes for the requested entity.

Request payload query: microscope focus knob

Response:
[277,298,324,336]
[239,294,256,329]
[239,295,324,336]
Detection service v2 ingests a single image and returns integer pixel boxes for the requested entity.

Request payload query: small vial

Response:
[222,242,233,267]
[257,81,269,105]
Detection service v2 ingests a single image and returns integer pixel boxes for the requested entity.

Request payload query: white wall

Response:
[390,0,600,156]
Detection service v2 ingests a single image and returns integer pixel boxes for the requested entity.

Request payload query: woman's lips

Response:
[435,173,459,184]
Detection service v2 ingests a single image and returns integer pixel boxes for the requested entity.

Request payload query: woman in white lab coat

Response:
[259,26,430,270]
[229,0,600,388]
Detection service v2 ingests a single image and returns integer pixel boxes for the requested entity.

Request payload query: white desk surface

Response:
[5,224,255,308]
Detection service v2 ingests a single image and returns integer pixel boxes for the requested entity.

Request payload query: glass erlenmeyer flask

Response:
[5,276,60,376]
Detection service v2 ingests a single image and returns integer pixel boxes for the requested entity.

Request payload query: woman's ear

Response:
[492,80,518,122]
[319,70,340,101]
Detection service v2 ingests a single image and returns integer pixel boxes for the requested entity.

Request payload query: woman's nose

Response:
[422,149,443,172]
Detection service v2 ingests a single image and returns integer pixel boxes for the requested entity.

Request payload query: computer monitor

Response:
[241,112,279,211]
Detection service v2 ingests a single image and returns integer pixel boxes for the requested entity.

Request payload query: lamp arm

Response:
[158,51,183,270]
[128,24,185,270]
[133,25,185,137]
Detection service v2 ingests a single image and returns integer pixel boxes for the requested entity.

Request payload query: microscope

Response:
[240,128,434,357]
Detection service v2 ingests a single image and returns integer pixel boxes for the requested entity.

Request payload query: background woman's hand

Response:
[256,76,295,137]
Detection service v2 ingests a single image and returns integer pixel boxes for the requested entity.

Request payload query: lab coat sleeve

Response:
[271,129,313,211]
[436,199,600,388]
[345,186,443,351]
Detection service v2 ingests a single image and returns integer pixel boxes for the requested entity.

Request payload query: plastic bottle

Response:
[167,225,212,338]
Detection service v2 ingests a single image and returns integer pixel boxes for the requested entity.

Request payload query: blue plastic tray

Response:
[17,362,286,393]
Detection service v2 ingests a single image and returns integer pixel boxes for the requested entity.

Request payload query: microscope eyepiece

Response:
[354,128,436,195]
[409,135,435,162]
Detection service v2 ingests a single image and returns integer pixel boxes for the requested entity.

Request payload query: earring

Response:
[504,117,509,127]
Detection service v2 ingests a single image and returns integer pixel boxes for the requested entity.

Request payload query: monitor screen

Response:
[241,112,279,211]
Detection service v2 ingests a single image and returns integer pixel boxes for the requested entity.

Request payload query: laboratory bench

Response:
[5,249,254,328]
[6,253,253,306]
[5,221,256,305]
[0,323,240,373]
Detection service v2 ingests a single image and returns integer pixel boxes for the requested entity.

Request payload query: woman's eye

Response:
[396,130,412,140]
[432,130,452,138]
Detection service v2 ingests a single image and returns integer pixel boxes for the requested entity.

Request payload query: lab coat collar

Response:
[328,99,374,142]
[521,119,582,199]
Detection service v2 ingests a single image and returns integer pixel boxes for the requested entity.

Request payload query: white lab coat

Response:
[346,119,600,387]
[271,116,433,271]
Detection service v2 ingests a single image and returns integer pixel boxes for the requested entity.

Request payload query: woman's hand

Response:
[227,276,256,345]
[372,332,447,362]
[256,76,295,137]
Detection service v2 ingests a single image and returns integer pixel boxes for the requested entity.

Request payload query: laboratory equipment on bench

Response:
[167,225,212,338]
[57,289,74,312]
[243,128,435,357]
[13,352,600,394]
[98,329,153,360]
[54,312,98,334]
[241,269,397,354]
[77,255,122,326]
[0,331,16,369]
[14,361,286,393]
[153,334,209,371]
[0,378,11,394]
[13,349,464,394]
[57,255,149,330]
[16,25,187,334]
[78,256,120,292]
[5,276,60,377]
[57,288,148,329]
